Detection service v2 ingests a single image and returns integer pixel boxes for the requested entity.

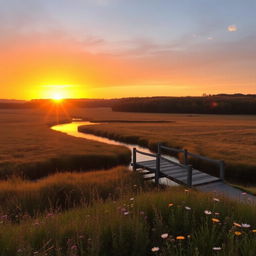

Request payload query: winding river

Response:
[51,120,178,186]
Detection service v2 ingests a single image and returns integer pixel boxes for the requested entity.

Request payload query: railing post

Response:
[183,149,188,165]
[155,153,160,185]
[219,160,225,181]
[187,165,192,187]
[157,143,161,155]
[132,148,137,171]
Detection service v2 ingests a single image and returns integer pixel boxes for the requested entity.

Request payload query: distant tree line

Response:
[112,95,256,115]
[1,94,256,115]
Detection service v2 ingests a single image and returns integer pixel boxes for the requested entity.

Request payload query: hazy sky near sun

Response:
[0,0,255,99]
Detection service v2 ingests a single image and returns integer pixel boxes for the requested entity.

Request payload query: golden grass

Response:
[0,166,143,216]
[76,108,256,183]
[1,107,256,182]
[0,108,130,179]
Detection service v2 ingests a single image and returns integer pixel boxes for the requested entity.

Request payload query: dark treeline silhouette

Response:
[112,95,256,115]
[0,102,37,109]
[0,98,130,109]
[1,94,256,115]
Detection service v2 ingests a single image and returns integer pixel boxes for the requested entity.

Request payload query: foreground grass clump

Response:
[1,187,256,255]
[0,166,143,217]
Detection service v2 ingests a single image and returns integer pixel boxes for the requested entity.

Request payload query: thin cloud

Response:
[227,25,238,32]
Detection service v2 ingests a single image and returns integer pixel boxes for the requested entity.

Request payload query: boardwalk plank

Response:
[162,169,186,177]
[161,166,183,173]
[179,175,220,186]
[167,170,208,180]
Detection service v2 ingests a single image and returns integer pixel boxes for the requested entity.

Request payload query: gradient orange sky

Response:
[0,0,255,99]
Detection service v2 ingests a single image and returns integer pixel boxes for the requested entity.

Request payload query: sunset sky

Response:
[0,0,255,99]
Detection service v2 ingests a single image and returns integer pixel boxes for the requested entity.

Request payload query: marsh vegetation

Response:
[1,107,256,255]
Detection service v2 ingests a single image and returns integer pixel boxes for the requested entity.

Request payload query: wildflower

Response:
[213,198,220,202]
[204,210,212,215]
[185,206,191,210]
[17,249,23,253]
[241,223,251,228]
[214,212,220,216]
[184,189,189,192]
[176,236,185,240]
[241,192,247,195]
[252,229,256,233]
[168,203,174,207]
[212,247,222,251]
[124,211,129,216]
[161,233,168,239]
[71,245,77,250]
[233,222,241,228]
[234,231,242,236]
[130,197,134,201]
[187,235,191,239]
[151,247,160,252]
[120,207,126,212]
[212,218,220,223]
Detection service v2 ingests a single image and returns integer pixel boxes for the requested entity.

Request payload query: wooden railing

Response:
[132,144,225,187]
[186,152,225,181]
[159,144,225,182]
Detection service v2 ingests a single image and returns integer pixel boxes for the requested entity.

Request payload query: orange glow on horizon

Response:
[0,36,254,100]
[36,84,85,100]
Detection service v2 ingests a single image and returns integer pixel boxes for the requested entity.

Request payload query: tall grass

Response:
[0,187,256,255]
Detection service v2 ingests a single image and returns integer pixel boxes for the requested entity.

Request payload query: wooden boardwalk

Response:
[132,145,225,187]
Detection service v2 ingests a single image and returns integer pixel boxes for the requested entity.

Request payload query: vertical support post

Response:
[155,153,160,186]
[157,143,161,155]
[187,165,192,187]
[132,148,137,171]
[183,149,188,165]
[219,160,225,181]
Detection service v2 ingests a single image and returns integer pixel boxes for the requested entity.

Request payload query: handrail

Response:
[135,149,156,158]
[187,152,221,165]
[160,145,184,153]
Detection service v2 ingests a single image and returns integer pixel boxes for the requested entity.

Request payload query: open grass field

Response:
[0,108,130,179]
[1,106,256,183]
[1,179,256,256]
[77,108,256,184]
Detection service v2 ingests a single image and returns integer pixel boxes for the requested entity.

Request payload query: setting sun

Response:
[52,93,64,102]
[38,84,78,100]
